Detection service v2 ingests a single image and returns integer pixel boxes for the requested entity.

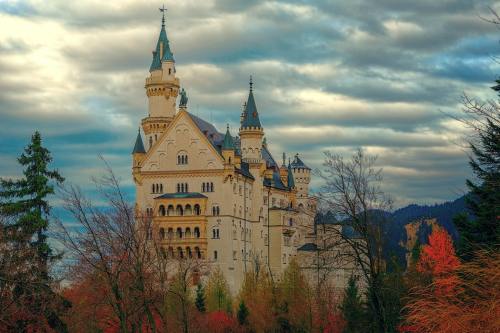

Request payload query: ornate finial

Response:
[226,123,230,131]
[282,152,286,166]
[159,5,167,27]
[249,75,253,92]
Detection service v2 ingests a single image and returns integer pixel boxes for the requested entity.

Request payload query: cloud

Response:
[0,0,499,208]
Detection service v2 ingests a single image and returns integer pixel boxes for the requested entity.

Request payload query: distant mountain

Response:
[384,195,470,266]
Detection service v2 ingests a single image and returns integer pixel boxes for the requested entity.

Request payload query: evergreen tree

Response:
[340,276,365,333]
[195,283,206,313]
[0,131,67,332]
[237,300,249,326]
[455,79,500,259]
[206,267,232,313]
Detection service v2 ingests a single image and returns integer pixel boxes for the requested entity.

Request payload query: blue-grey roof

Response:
[150,19,174,72]
[241,90,262,128]
[236,162,255,180]
[290,154,310,170]
[297,243,318,252]
[188,112,224,150]
[132,130,146,154]
[262,146,278,169]
[155,192,207,199]
[263,169,287,190]
[222,126,235,150]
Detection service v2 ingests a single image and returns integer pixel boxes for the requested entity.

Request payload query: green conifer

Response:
[237,300,249,325]
[340,276,365,333]
[0,131,67,332]
[195,283,206,313]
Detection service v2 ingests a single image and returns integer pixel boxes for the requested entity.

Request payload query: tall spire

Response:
[241,76,262,128]
[150,6,174,72]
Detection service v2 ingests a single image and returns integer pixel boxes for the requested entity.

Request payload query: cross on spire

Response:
[159,5,167,27]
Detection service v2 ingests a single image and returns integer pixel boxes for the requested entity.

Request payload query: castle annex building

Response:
[132,12,317,291]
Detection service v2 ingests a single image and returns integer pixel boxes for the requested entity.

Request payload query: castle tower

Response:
[239,77,264,165]
[142,8,180,150]
[221,124,236,166]
[291,153,311,198]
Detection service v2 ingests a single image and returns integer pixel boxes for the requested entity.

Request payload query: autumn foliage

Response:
[403,231,500,333]
[416,227,460,296]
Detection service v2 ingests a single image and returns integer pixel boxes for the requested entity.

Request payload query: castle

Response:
[131,11,317,291]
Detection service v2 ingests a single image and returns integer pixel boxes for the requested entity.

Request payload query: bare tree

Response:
[56,160,170,333]
[316,148,393,332]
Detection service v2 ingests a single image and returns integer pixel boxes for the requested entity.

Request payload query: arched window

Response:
[212,229,216,239]
[149,136,153,149]
[194,204,201,216]
[187,247,192,258]
[195,247,201,259]
[159,205,166,216]
[185,227,191,238]
[167,228,174,239]
[176,205,183,216]
[216,207,220,216]
[151,184,155,193]
[177,151,188,165]
[202,183,205,192]
[177,247,184,259]
[214,251,218,260]
[159,228,165,239]
[194,227,200,238]
[210,182,214,192]
[160,184,163,193]
[185,204,192,215]
[177,184,180,193]
[185,183,188,192]
[167,205,174,216]
[168,247,174,258]
[176,227,183,239]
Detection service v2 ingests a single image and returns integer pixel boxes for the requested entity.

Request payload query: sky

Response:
[0,0,499,208]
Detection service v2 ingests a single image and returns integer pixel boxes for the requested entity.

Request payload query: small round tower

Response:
[239,77,264,164]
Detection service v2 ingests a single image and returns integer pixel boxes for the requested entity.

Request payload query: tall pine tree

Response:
[0,131,67,332]
[195,283,206,313]
[456,78,500,259]
[340,276,365,333]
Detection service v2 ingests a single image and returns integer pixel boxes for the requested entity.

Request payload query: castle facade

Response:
[132,13,317,291]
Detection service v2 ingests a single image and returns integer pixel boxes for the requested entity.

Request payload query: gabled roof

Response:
[290,154,311,170]
[262,146,278,169]
[132,130,146,154]
[155,192,207,199]
[150,16,174,72]
[241,81,262,128]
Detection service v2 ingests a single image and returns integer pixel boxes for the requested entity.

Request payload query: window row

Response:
[177,183,189,193]
[202,182,214,192]
[159,227,201,239]
[158,204,201,216]
[161,246,202,259]
[151,183,163,194]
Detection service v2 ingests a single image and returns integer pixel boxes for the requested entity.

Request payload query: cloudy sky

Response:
[0,0,499,207]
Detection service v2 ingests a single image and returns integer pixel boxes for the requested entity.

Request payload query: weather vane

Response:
[159,5,167,26]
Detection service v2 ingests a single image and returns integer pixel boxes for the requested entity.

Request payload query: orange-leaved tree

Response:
[403,250,500,333]
[416,227,460,296]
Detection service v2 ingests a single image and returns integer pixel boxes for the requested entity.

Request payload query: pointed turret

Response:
[222,125,235,150]
[241,76,262,129]
[150,7,174,71]
[132,129,146,154]
[239,77,264,165]
[222,125,236,165]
